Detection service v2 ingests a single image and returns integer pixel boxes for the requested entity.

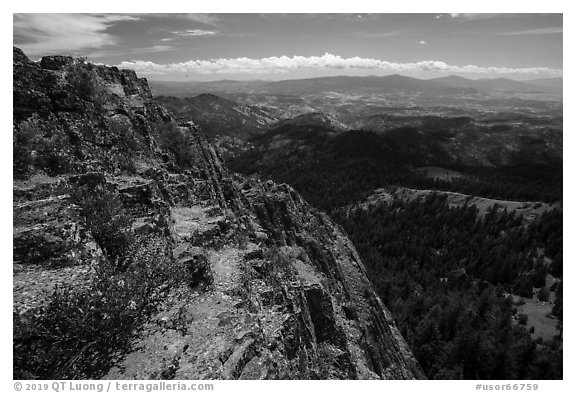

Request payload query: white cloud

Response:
[419,41,427,45]
[449,13,504,21]
[13,14,131,56]
[499,27,562,35]
[132,45,174,53]
[448,13,541,23]
[172,29,218,37]
[116,53,562,77]
[117,60,169,74]
[92,14,141,23]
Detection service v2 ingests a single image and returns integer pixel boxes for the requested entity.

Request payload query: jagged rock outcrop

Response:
[13,46,172,177]
[13,47,424,380]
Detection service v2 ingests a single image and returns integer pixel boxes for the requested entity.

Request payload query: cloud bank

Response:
[117,53,562,77]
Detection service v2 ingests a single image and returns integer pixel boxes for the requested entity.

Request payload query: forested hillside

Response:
[229,128,562,212]
[334,195,562,379]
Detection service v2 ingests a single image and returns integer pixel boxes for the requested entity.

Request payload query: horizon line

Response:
[144,73,564,83]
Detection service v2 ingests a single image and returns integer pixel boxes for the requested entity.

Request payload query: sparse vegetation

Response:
[13,120,38,178]
[71,184,134,268]
[13,119,75,177]
[13,235,193,379]
[157,122,196,169]
[13,181,197,379]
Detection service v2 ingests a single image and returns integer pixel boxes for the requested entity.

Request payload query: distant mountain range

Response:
[523,77,563,89]
[428,75,562,92]
[150,74,562,97]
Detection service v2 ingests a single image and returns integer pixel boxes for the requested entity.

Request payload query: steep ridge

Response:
[156,94,278,139]
[12,47,424,380]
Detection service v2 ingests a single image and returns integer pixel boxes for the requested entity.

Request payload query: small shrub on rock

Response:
[157,122,195,169]
[66,60,96,101]
[70,184,133,268]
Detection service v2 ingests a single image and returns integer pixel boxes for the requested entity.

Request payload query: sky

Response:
[13,13,563,81]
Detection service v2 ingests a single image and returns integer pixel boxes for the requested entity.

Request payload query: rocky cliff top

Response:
[13,47,424,380]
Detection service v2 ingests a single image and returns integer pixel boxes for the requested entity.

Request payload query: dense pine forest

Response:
[334,195,562,379]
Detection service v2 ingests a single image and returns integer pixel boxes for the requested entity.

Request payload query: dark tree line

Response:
[404,164,562,204]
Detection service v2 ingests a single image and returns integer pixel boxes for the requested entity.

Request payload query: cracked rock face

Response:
[13,47,424,380]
